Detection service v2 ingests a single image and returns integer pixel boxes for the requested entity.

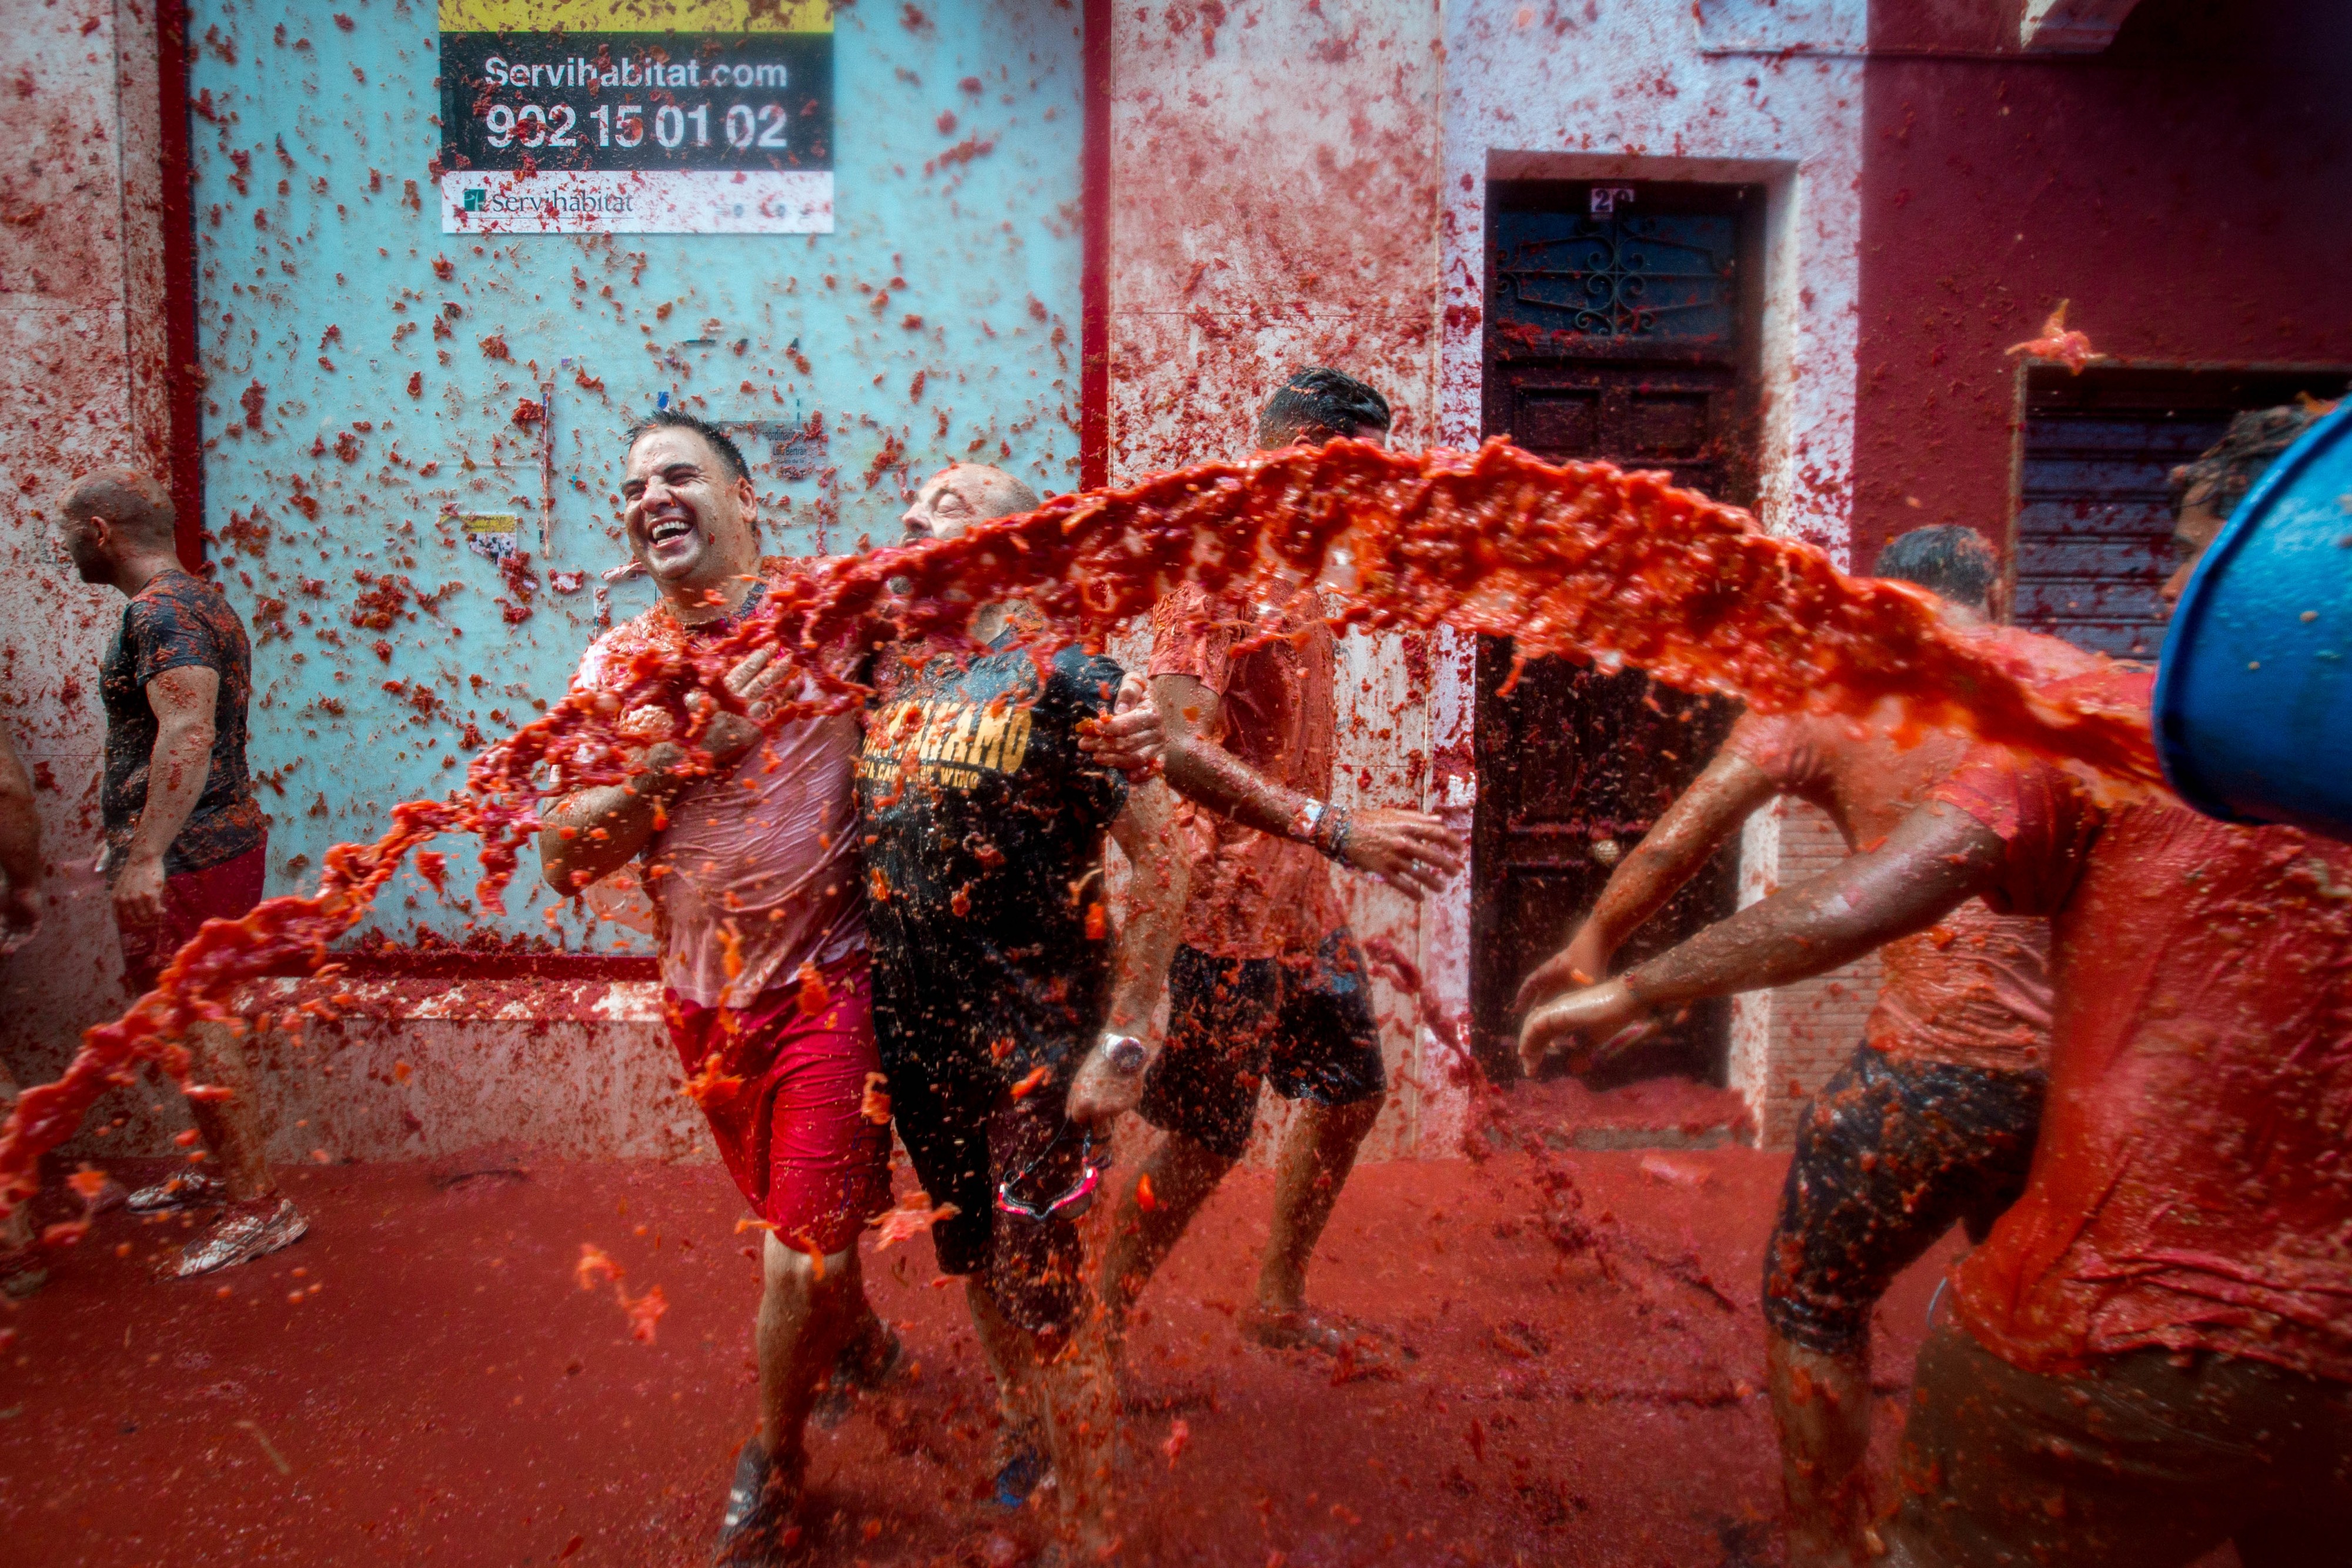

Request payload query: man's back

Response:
[1728,623,2100,1072]
[1937,666,2352,1380]
[1147,582,1345,959]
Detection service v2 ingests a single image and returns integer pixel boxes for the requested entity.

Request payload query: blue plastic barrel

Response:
[2154,401,2352,840]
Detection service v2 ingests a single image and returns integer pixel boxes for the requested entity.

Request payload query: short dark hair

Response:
[2169,402,2327,522]
[1257,367,1392,449]
[623,409,751,485]
[63,467,176,546]
[1875,525,1998,611]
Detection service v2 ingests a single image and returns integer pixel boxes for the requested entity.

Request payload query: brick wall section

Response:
[1738,798,1880,1150]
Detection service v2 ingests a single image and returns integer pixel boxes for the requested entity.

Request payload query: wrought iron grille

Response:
[1491,210,1737,343]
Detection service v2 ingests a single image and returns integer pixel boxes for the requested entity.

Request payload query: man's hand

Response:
[1337,807,1465,900]
[1514,926,1611,1014]
[1518,979,1651,1076]
[112,852,168,930]
[1065,1034,1155,1126]
[689,646,792,765]
[1079,673,1165,781]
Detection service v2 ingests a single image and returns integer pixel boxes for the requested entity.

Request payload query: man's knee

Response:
[760,1233,857,1301]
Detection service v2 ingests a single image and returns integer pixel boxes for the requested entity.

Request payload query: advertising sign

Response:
[437,1,834,235]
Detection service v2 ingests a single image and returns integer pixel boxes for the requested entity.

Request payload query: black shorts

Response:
[1762,1042,2044,1357]
[880,1049,1092,1338]
[1138,930,1386,1162]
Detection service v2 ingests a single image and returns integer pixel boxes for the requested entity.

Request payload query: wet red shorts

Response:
[664,957,891,1256]
[117,840,269,994]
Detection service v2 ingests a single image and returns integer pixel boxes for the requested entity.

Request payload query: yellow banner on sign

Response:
[439,1,833,33]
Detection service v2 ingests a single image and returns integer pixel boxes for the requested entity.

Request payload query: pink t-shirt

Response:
[570,591,864,1008]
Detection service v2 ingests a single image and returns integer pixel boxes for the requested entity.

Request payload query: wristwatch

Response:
[1098,1032,1150,1076]
[1291,798,1327,843]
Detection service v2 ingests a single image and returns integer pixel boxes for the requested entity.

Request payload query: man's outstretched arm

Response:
[1515,750,1779,1012]
[1151,672,1463,900]
[1519,799,2008,1074]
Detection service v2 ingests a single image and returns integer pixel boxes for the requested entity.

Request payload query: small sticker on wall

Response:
[462,513,521,561]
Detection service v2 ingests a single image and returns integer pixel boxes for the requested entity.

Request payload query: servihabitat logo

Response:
[463,188,487,212]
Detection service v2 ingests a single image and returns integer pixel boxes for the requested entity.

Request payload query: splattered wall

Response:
[188,0,1084,955]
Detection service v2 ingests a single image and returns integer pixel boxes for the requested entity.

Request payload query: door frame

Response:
[1469,176,1770,1079]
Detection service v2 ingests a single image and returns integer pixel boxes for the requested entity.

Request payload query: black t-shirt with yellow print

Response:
[857,622,1127,1086]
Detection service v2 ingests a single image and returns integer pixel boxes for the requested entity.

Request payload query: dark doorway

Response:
[2014,366,2352,658]
[1470,180,1765,1081]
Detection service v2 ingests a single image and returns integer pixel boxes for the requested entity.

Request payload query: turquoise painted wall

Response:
[187,0,1084,952]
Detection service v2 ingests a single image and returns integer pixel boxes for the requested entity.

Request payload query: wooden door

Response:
[1471,182,1763,1082]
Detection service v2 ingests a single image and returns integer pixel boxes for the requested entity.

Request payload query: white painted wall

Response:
[0,2,176,1122]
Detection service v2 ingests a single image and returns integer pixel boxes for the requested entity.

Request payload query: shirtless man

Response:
[1516,525,2098,1566]
[859,463,1191,1544]
[1524,406,2352,1566]
[54,469,304,1276]
[542,416,1159,1565]
[1100,368,1466,1355]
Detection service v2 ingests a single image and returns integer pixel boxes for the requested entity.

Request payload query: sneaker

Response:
[129,1172,223,1213]
[991,1442,1048,1510]
[174,1198,308,1278]
[713,1437,804,1566]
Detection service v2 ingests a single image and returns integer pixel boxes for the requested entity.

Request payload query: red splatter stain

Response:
[479,333,511,361]
[512,399,545,429]
[862,432,907,490]
[240,381,266,431]
[926,138,994,176]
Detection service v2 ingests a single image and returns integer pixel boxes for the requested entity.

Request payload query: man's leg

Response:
[1768,1331,1873,1568]
[754,1233,866,1470]
[183,1020,273,1203]
[703,967,893,1563]
[1254,1093,1378,1332]
[976,1097,1120,1550]
[1104,945,1275,1334]
[1761,1045,2045,1568]
[1248,931,1387,1351]
[1100,1129,1234,1335]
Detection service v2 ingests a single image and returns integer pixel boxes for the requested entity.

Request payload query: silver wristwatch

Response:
[1098,1032,1150,1075]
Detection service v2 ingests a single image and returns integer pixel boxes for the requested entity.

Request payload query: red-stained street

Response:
[4,1092,1959,1568]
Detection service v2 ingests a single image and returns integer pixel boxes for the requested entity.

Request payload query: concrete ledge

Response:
[57,978,709,1168]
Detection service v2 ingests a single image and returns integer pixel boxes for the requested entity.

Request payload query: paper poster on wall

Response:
[437,2,834,235]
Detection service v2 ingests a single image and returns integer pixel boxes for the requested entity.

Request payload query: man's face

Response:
[2160,488,2228,618]
[52,507,108,584]
[621,427,757,595]
[900,466,990,546]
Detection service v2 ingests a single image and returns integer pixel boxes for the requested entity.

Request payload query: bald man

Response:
[856,463,1191,1548]
[53,469,304,1275]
